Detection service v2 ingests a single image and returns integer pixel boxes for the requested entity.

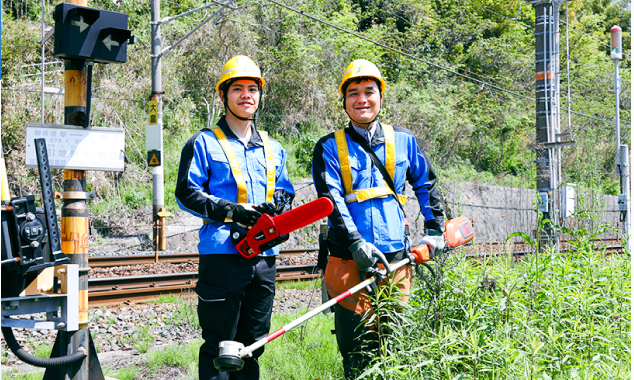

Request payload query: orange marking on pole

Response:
[535,71,553,81]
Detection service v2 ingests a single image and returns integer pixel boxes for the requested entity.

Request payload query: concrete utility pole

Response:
[146,0,235,251]
[527,0,574,252]
[610,25,631,251]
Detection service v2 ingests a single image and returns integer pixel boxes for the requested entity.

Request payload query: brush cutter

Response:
[233,197,334,259]
[213,216,475,372]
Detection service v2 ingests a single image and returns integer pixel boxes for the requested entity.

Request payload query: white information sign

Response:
[25,123,126,172]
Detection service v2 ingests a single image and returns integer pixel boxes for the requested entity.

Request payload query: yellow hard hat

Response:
[338,59,386,96]
[216,55,265,94]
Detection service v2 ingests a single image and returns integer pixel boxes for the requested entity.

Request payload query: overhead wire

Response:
[7,1,627,126]
[458,0,533,30]
[560,19,610,49]
[263,0,626,125]
[263,0,534,102]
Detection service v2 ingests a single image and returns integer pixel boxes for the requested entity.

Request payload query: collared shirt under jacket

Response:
[175,116,295,256]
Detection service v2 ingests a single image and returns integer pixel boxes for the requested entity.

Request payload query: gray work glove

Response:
[348,239,391,276]
[418,229,446,259]
[224,203,262,227]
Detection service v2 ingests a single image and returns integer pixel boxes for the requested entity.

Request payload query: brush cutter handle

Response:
[237,258,411,358]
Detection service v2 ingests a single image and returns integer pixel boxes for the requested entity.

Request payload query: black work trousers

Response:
[334,303,378,380]
[196,254,276,380]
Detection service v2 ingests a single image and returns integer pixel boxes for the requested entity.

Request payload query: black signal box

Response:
[53,3,133,64]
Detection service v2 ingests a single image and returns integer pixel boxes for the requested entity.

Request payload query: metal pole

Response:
[151,0,167,250]
[620,145,630,252]
[60,2,90,378]
[615,61,621,175]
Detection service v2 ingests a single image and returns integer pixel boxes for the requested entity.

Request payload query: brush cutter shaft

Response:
[238,258,411,358]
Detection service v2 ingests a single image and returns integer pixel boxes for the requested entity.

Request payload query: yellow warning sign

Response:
[149,100,158,125]
[148,150,161,167]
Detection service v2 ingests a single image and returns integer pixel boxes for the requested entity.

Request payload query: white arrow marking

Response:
[103,35,120,51]
[71,16,89,33]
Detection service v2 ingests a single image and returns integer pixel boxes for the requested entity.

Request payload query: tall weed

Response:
[355,242,630,379]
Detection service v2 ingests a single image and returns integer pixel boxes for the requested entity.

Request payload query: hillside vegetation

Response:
[1,0,630,226]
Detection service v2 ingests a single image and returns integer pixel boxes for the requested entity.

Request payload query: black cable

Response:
[1,327,87,368]
[84,63,93,128]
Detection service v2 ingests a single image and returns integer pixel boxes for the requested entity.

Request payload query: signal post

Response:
[46,1,133,378]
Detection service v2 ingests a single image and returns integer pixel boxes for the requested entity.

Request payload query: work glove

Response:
[348,239,391,276]
[224,203,262,227]
[255,190,293,216]
[418,229,446,259]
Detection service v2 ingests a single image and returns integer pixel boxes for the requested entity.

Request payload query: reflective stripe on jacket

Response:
[312,122,444,253]
[175,116,295,256]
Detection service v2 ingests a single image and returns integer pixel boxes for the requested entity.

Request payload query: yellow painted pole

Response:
[62,2,90,379]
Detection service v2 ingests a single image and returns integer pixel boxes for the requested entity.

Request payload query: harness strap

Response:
[335,129,353,195]
[258,131,276,203]
[211,127,248,204]
[207,127,275,223]
[344,187,407,205]
[335,124,406,205]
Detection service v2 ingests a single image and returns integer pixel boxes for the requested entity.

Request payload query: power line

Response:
[459,0,629,58]
[263,0,624,125]
[560,19,610,49]
[459,0,532,30]
[264,0,534,100]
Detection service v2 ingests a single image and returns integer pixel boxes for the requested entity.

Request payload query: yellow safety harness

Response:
[335,124,407,206]
[205,127,275,223]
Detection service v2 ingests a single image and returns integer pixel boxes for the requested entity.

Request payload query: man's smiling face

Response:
[221,79,260,119]
[344,79,382,127]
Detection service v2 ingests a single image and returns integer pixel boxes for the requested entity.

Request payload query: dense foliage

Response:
[1,0,631,221]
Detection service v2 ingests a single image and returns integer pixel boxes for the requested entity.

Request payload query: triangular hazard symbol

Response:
[149,153,160,165]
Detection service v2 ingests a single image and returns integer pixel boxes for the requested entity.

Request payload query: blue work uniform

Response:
[312,121,444,380]
[312,121,444,254]
[175,116,294,380]
[175,117,295,256]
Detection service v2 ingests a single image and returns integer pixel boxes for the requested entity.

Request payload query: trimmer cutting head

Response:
[214,341,245,372]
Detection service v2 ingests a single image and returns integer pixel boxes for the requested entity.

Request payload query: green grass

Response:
[354,247,631,379]
[259,310,344,380]
[145,339,202,378]
[1,371,45,380]
[32,342,53,359]
[3,235,629,380]
[104,365,141,380]
[276,278,321,291]
[120,325,155,354]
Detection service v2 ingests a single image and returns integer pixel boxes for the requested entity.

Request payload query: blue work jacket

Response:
[175,117,295,256]
[312,122,444,253]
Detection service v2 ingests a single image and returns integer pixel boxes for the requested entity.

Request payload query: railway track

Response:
[87,244,625,307]
[88,248,315,267]
[88,250,320,307]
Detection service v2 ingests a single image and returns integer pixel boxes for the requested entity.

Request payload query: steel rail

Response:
[88,264,320,307]
[88,249,318,267]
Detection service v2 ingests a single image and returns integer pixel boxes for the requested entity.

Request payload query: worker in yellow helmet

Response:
[175,55,294,380]
[312,59,445,379]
